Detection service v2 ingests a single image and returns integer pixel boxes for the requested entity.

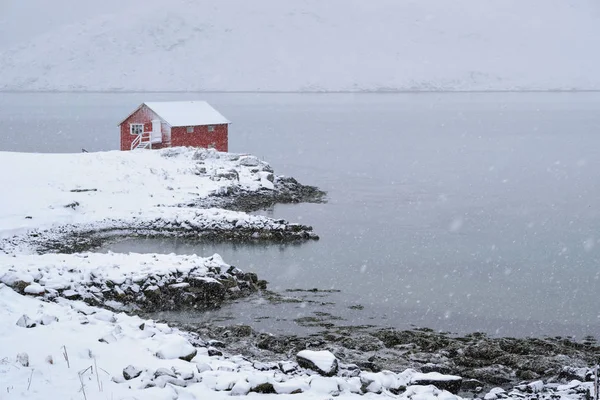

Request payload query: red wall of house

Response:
[119,106,169,151]
[170,124,228,152]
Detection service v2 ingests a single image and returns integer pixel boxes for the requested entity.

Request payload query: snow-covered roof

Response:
[120,101,230,127]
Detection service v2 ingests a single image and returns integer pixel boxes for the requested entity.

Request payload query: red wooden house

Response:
[118,101,230,151]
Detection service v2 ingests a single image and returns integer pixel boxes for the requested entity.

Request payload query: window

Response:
[130,124,143,135]
[207,125,215,132]
[186,126,194,133]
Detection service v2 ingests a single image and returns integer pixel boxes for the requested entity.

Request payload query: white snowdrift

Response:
[1,0,599,92]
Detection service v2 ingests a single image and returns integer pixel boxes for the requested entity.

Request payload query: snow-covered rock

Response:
[16,314,36,328]
[411,371,463,394]
[16,352,29,367]
[297,350,339,376]
[155,336,197,361]
[310,376,340,395]
[123,365,143,380]
[23,283,45,295]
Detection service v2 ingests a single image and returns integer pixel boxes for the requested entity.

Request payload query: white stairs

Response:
[131,132,152,150]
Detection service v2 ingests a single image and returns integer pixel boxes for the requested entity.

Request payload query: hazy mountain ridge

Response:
[1,0,599,92]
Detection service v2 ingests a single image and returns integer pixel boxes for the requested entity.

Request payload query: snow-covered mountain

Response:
[1,0,599,92]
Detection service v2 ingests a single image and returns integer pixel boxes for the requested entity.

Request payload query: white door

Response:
[151,120,162,143]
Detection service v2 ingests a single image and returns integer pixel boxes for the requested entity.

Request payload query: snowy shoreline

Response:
[1,148,599,400]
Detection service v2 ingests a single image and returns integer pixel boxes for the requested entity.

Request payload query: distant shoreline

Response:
[2,89,600,94]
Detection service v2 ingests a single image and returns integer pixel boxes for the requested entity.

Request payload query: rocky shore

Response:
[200,175,327,212]
[0,209,318,255]
[183,321,600,394]
[0,253,269,312]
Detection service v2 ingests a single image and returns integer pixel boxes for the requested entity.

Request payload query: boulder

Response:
[123,365,142,380]
[297,350,339,377]
[251,382,276,394]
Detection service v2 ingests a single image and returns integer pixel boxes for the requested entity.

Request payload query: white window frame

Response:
[130,123,143,135]
[186,126,194,133]
[207,125,215,132]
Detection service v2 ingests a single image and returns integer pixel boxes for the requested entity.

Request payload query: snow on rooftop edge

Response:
[144,101,230,127]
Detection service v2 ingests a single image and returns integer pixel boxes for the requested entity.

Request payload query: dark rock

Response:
[12,280,31,293]
[143,285,161,300]
[229,325,252,337]
[251,383,276,394]
[517,369,541,381]
[257,280,268,290]
[356,361,382,373]
[179,348,197,362]
[464,342,505,360]
[559,366,588,382]
[208,340,226,348]
[468,365,513,385]
[422,363,453,375]
[253,362,278,371]
[340,335,384,352]
[461,379,484,392]
[243,272,258,283]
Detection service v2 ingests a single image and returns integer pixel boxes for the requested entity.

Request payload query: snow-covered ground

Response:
[0,147,307,254]
[1,0,599,92]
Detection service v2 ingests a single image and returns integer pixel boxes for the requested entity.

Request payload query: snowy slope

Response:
[1,0,599,92]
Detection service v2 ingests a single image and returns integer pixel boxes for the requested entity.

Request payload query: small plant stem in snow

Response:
[94,358,102,392]
[62,346,70,368]
[27,369,34,390]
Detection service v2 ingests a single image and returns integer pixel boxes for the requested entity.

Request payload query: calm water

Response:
[3,92,600,338]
